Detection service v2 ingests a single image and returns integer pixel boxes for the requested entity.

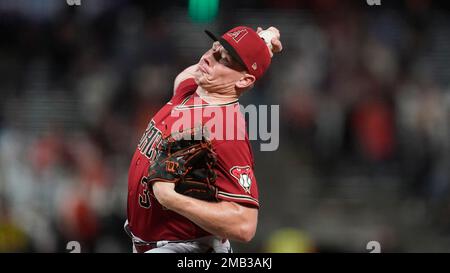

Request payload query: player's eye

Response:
[211,45,235,68]
[219,50,233,67]
[212,51,230,67]
[212,50,221,62]
[220,56,231,66]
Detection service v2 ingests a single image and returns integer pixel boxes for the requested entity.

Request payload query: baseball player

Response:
[124,26,283,253]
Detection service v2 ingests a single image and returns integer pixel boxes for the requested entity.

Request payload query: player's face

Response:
[195,42,248,93]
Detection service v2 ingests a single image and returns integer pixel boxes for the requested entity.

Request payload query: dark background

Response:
[0,0,449,252]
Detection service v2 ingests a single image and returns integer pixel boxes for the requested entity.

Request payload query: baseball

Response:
[258,30,275,51]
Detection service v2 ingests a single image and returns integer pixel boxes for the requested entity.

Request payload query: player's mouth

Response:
[198,64,207,74]
[198,59,209,74]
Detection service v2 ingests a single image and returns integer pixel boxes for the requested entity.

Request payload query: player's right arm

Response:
[153,183,258,243]
[173,65,199,95]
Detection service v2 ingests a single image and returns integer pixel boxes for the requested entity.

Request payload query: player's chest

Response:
[152,96,205,134]
[136,98,196,160]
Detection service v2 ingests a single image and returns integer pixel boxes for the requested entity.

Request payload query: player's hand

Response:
[152,182,176,207]
[257,26,283,57]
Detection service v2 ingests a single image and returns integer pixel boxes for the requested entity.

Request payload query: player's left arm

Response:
[173,65,199,95]
[153,182,257,243]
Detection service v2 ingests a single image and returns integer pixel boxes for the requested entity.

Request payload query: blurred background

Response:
[1,0,450,253]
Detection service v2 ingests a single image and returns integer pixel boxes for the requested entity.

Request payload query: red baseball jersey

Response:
[127,78,259,242]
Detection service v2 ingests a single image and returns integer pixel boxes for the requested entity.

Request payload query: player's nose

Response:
[200,53,213,68]
[203,57,211,67]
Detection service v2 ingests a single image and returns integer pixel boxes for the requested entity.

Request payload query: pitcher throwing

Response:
[124,26,283,253]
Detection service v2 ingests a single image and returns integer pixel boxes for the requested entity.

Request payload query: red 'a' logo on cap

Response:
[227,29,248,43]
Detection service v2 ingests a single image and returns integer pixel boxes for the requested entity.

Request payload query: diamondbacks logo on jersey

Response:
[230,166,253,194]
[227,29,248,43]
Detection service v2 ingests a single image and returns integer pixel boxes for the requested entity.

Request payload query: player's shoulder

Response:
[213,137,252,156]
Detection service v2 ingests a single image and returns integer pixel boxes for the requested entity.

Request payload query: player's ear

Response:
[235,73,255,90]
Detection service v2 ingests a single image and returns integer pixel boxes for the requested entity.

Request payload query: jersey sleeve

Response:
[213,139,259,208]
[171,78,197,104]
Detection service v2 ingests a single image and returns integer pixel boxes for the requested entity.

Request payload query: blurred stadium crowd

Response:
[0,0,450,252]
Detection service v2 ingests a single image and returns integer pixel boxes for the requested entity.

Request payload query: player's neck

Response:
[195,86,239,104]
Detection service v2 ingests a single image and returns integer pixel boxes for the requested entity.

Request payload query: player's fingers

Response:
[271,38,283,53]
[256,27,263,33]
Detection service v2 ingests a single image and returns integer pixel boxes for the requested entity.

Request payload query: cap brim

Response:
[204,30,219,41]
[204,30,247,70]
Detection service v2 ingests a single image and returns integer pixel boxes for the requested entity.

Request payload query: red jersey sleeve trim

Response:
[217,191,259,208]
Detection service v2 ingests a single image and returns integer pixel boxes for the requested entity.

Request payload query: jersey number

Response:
[139,176,151,209]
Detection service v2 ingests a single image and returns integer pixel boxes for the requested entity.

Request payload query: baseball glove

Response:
[147,127,218,202]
